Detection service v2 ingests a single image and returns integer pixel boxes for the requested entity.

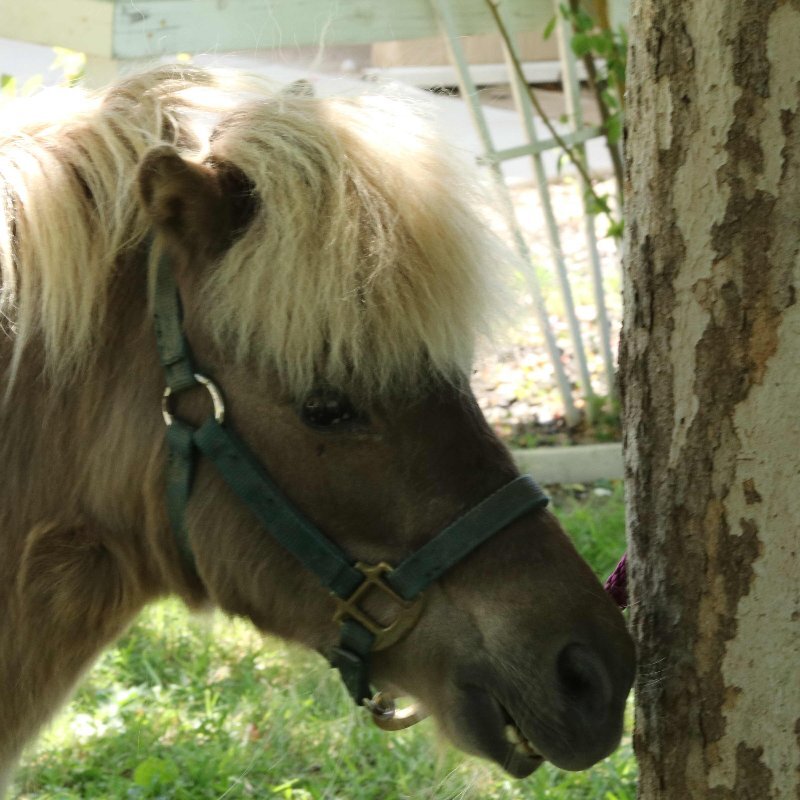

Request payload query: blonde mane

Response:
[0,65,507,398]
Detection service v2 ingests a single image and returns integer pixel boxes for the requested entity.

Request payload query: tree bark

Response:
[621,1,800,799]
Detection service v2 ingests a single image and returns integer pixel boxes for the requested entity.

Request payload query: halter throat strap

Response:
[152,251,549,709]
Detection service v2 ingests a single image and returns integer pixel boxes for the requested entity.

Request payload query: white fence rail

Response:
[432,0,620,423]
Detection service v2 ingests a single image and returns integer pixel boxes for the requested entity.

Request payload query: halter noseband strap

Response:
[153,250,550,715]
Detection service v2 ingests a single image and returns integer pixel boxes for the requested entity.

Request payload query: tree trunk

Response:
[621,1,800,798]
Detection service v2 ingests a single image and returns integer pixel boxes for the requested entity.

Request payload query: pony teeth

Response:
[504,724,521,744]
[505,723,540,757]
[516,740,540,758]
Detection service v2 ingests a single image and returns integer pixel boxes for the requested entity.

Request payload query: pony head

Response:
[0,67,634,780]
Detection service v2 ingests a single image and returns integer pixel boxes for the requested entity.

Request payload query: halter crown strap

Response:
[152,251,201,569]
[152,251,549,709]
[153,251,198,394]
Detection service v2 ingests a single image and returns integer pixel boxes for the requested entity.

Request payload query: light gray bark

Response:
[621,1,800,798]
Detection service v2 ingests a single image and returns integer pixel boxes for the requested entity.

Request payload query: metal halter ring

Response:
[364,692,430,732]
[161,374,226,426]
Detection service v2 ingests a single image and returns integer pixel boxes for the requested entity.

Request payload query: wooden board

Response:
[111,0,553,59]
[0,0,114,58]
[362,60,594,89]
[1,1,628,64]
[1,0,550,60]
[371,30,560,69]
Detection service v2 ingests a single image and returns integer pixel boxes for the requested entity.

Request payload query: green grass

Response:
[13,484,633,800]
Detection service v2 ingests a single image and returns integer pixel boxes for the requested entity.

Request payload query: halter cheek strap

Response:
[153,250,550,713]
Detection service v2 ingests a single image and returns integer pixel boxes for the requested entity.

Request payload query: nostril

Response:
[556,643,613,718]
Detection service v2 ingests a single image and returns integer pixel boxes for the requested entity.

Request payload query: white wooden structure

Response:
[0,1,554,60]
[1,0,626,423]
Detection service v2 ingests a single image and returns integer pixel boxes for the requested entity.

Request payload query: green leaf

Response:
[271,780,299,793]
[606,113,623,146]
[543,14,558,40]
[590,32,613,57]
[21,74,43,96]
[133,756,179,789]
[50,46,86,87]
[606,219,625,239]
[610,61,626,88]
[602,87,621,110]
[571,32,592,57]
[1,74,16,98]
[585,190,611,216]
[555,150,569,177]
[575,8,595,32]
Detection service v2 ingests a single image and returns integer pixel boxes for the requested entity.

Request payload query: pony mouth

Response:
[499,705,547,777]
[452,687,546,778]
[503,718,543,759]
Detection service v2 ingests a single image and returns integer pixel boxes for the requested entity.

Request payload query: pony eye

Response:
[300,393,366,430]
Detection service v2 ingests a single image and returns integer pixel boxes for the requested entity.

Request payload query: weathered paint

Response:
[0,0,114,58]
[623,0,800,797]
[0,0,555,59]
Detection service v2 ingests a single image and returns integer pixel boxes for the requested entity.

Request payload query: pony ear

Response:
[138,145,256,254]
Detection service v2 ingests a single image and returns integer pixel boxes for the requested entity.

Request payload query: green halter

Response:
[153,250,549,714]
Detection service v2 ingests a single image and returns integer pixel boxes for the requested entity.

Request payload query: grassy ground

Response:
[13,484,634,800]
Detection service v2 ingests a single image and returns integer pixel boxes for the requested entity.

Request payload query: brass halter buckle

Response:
[333,562,424,652]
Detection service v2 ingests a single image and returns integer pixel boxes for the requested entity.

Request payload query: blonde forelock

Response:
[1,66,510,398]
